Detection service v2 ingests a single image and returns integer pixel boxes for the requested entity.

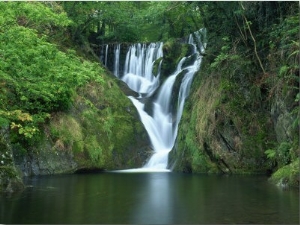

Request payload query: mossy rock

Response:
[173,69,275,174]
[269,158,299,189]
[161,40,189,79]
[10,73,150,177]
[0,129,24,193]
[0,166,24,193]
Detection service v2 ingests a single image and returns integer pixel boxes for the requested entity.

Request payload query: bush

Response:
[0,2,104,146]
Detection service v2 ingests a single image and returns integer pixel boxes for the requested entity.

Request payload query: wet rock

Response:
[0,128,25,193]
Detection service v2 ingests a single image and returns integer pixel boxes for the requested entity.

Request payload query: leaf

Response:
[279,65,289,77]
[10,122,22,130]
[264,149,276,159]
[0,117,10,127]
[20,96,28,101]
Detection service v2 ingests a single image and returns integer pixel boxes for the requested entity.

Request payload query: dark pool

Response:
[0,172,299,224]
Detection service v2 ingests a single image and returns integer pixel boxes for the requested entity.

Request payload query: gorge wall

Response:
[169,48,299,187]
[2,35,298,193]
[0,72,151,192]
[95,36,298,187]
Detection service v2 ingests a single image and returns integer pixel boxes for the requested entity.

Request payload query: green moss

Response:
[113,117,135,152]
[269,158,299,188]
[81,109,98,129]
[191,149,216,173]
[174,68,276,174]
[161,40,189,78]
[50,113,84,153]
[0,166,24,193]
[84,135,103,165]
[43,77,147,171]
[172,76,223,173]
[153,57,163,76]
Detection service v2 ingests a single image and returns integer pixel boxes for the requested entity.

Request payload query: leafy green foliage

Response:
[61,1,204,44]
[173,1,299,176]
[264,141,292,168]
[0,2,105,149]
[61,1,142,43]
[0,1,298,176]
[0,26,104,113]
[0,2,71,41]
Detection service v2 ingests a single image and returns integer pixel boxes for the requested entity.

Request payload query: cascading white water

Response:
[105,45,108,67]
[121,43,163,96]
[113,44,120,77]
[111,29,206,172]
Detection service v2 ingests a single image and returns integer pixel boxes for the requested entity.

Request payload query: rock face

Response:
[0,39,193,191]
[0,128,24,193]
[271,92,296,143]
[13,140,78,176]
[94,39,297,177]
[170,76,254,174]
[96,43,133,76]
[1,67,151,193]
[10,75,150,178]
[171,66,298,177]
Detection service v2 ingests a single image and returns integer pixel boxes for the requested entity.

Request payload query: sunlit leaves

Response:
[0,2,104,142]
[0,110,46,139]
[0,2,71,35]
[61,1,204,43]
[0,23,104,113]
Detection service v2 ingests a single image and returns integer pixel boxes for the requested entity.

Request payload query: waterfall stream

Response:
[103,29,206,171]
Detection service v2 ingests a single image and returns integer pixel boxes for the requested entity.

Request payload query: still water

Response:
[0,172,299,224]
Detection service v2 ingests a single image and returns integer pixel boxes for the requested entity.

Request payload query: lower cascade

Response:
[102,29,206,171]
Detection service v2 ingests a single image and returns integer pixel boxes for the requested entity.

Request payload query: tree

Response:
[61,1,143,44]
[61,1,205,44]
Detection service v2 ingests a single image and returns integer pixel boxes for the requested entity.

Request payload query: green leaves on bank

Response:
[0,2,104,141]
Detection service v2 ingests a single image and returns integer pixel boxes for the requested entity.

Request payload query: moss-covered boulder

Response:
[171,59,298,184]
[171,72,276,174]
[172,72,297,176]
[161,39,190,78]
[269,159,299,189]
[13,75,150,177]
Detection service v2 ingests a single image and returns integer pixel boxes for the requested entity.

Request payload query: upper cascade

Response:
[101,29,207,171]
[118,42,163,96]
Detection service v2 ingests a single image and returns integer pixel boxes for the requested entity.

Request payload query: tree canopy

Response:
[60,1,203,44]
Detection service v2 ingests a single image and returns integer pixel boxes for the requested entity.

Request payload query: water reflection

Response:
[130,173,174,224]
[0,173,299,224]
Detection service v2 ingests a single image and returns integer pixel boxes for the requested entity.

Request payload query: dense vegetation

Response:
[0,2,149,192]
[60,1,202,44]
[171,2,299,188]
[0,1,299,192]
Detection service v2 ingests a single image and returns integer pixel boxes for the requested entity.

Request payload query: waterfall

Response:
[113,44,120,77]
[121,42,162,96]
[110,29,206,172]
[105,45,108,67]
